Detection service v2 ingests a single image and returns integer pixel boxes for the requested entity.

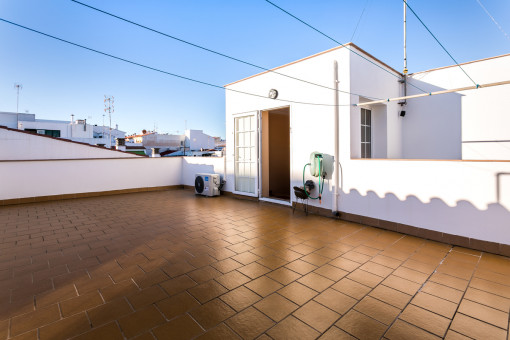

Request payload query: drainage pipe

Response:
[333,60,340,215]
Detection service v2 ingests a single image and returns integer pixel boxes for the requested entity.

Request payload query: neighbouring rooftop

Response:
[0,190,509,339]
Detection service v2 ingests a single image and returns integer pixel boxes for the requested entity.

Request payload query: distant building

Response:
[185,129,216,151]
[125,129,219,156]
[0,125,141,160]
[0,112,125,148]
[214,136,226,149]
[93,124,125,147]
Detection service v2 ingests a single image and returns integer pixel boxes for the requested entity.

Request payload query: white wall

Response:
[224,44,510,245]
[186,130,216,150]
[0,156,225,200]
[463,142,510,160]
[181,157,225,186]
[0,157,182,200]
[0,128,138,160]
[409,54,510,160]
[142,133,184,148]
[225,45,353,205]
[0,112,22,129]
[403,80,462,159]
[349,51,401,159]
[18,120,93,139]
[340,159,510,244]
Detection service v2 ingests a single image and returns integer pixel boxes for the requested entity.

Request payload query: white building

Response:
[126,129,218,156]
[0,112,125,148]
[0,125,140,160]
[93,124,126,148]
[224,43,510,247]
[185,129,216,151]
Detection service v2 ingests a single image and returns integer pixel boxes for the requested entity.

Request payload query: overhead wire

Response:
[350,0,371,42]
[263,0,429,94]
[0,18,352,107]
[70,0,382,101]
[474,0,510,43]
[403,0,478,87]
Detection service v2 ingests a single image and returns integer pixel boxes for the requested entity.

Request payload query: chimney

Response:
[115,138,126,151]
[151,148,161,157]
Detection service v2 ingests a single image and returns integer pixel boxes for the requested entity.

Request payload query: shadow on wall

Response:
[404,78,463,159]
[339,188,510,246]
[497,173,510,203]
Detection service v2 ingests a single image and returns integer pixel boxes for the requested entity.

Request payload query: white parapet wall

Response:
[1,154,509,246]
[181,156,226,187]
[0,156,226,200]
[340,159,510,245]
[0,157,183,200]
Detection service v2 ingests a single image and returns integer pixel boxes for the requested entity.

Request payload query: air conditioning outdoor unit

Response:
[195,173,221,197]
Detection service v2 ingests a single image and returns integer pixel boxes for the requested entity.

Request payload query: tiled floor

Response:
[0,190,509,340]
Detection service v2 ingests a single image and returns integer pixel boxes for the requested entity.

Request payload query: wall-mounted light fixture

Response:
[268,89,278,99]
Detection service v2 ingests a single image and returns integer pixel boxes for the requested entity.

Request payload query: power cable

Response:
[350,0,371,42]
[475,0,510,43]
[403,0,478,87]
[263,0,429,94]
[70,0,381,101]
[0,17,351,107]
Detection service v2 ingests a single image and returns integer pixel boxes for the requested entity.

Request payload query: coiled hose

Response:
[303,158,325,203]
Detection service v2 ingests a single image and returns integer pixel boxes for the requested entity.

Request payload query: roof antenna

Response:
[403,0,408,76]
[399,1,408,113]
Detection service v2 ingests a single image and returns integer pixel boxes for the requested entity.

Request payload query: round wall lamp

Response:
[268,89,278,99]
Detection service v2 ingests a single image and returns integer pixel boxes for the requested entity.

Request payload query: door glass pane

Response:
[234,115,257,194]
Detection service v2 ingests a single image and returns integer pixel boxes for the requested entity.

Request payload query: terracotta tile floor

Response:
[1,190,509,340]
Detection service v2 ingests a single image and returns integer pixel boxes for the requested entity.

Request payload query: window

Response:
[45,130,61,138]
[24,129,61,138]
[361,108,372,158]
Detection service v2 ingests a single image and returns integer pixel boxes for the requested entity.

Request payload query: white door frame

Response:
[257,105,293,205]
[233,111,259,197]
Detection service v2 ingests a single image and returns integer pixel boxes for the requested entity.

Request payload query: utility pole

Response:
[102,114,105,141]
[399,1,408,112]
[403,1,408,76]
[104,96,114,148]
[14,83,22,129]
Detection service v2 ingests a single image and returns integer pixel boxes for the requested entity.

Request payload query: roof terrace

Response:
[0,189,509,339]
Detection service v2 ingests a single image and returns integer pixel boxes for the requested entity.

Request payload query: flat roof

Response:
[224,42,403,87]
[409,52,510,76]
[225,43,510,88]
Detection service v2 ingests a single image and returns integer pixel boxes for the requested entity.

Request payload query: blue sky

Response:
[1,0,509,138]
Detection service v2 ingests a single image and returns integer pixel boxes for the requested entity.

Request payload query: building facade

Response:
[223,43,510,246]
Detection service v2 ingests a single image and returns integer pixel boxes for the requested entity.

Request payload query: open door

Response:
[233,112,259,196]
[261,107,290,202]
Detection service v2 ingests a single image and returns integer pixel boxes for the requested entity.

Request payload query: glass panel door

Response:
[234,113,258,195]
